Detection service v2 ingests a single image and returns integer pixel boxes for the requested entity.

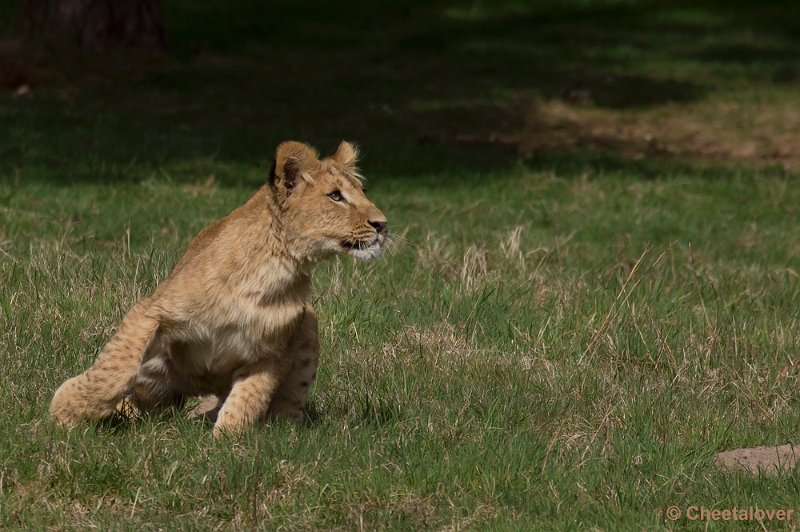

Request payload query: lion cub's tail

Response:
[49,298,161,427]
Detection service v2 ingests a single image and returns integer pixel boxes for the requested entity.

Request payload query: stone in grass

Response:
[715,444,799,475]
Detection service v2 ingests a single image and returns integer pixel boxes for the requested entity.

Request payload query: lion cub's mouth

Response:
[340,238,375,250]
[340,236,383,259]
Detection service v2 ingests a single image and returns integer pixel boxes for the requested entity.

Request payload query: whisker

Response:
[391,231,414,244]
[389,237,415,250]
[383,233,416,256]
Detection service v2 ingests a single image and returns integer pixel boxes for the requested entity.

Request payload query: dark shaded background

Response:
[2,0,800,186]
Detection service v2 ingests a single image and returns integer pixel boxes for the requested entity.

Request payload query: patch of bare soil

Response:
[715,444,799,475]
[521,98,800,170]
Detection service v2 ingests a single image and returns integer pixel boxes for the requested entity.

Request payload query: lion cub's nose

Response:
[369,219,387,234]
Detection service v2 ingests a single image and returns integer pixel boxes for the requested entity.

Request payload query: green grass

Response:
[2,0,800,529]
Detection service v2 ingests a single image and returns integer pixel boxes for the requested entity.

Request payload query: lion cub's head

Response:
[270,140,387,262]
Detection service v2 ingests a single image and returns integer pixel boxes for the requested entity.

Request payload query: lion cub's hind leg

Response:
[49,299,162,427]
[267,305,320,424]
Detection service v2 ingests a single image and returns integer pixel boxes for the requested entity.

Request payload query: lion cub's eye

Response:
[328,190,345,203]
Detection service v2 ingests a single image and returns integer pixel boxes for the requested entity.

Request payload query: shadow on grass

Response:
[92,403,324,434]
[1,0,799,186]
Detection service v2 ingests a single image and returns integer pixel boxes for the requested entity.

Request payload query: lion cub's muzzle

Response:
[343,215,387,260]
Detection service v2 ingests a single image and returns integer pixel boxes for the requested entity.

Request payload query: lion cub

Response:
[49,140,387,437]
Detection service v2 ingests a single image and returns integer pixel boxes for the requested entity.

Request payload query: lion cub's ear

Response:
[272,141,319,197]
[331,140,359,167]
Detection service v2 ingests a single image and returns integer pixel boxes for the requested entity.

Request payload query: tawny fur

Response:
[49,141,387,438]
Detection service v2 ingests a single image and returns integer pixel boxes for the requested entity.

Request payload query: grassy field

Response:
[2,0,800,529]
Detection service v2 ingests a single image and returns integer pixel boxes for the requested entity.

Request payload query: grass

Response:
[1,0,800,529]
